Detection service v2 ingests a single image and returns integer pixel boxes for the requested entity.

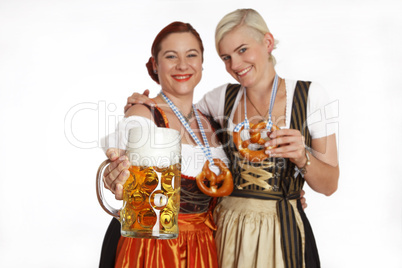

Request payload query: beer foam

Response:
[126,126,181,167]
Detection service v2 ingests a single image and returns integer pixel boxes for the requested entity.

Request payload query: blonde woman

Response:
[196,9,338,268]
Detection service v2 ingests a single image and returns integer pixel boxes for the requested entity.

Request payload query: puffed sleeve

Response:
[307,82,339,139]
[196,84,229,127]
[100,116,157,153]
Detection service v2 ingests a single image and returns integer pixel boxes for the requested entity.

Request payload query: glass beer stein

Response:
[96,126,181,239]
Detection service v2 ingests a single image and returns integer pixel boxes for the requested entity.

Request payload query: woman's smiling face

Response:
[218,26,273,89]
[154,32,203,97]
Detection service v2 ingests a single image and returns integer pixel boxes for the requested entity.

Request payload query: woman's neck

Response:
[246,70,277,99]
[158,90,194,115]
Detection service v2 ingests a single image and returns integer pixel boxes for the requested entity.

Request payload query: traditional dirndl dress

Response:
[214,81,321,268]
[99,105,224,268]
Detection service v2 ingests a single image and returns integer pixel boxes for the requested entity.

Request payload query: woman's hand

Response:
[300,189,307,210]
[265,129,339,196]
[103,148,130,200]
[124,89,152,113]
[265,131,310,207]
[264,129,307,168]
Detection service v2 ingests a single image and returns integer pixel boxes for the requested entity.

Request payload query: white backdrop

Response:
[1,0,401,267]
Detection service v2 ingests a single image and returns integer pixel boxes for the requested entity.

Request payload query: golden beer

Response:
[96,126,181,239]
[120,163,181,238]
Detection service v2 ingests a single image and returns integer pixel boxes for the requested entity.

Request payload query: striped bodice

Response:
[221,81,312,199]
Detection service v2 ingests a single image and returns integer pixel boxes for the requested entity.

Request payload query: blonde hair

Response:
[215,8,278,65]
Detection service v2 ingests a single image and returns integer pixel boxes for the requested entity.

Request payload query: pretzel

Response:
[233,122,279,162]
[196,159,233,197]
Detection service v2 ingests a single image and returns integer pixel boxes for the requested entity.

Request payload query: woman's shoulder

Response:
[205,83,232,97]
[123,102,160,129]
[125,103,154,118]
[285,78,327,98]
[125,99,170,128]
[200,83,242,107]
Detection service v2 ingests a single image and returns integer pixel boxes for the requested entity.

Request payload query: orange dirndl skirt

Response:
[115,211,218,268]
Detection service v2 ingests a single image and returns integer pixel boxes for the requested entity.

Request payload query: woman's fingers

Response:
[266,129,304,147]
[299,190,307,209]
[106,148,126,161]
[104,148,127,179]
[106,148,119,161]
[264,129,306,165]
[265,142,304,155]
[268,128,300,139]
[103,148,130,199]
[115,184,124,201]
[300,189,305,197]
[104,158,130,189]
[110,170,130,200]
[124,90,152,113]
[300,196,308,209]
[109,161,130,188]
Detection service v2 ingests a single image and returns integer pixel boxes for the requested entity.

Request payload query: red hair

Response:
[146,21,204,84]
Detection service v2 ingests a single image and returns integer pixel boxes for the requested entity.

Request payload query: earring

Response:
[153,70,157,74]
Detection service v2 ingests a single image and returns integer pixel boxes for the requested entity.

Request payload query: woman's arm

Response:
[123,84,229,120]
[304,134,339,196]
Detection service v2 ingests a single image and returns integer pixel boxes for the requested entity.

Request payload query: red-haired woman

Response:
[98,22,229,268]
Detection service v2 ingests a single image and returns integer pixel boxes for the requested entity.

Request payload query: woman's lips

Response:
[236,66,252,77]
[172,74,192,82]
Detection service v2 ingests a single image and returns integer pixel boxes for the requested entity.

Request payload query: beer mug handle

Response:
[96,159,120,218]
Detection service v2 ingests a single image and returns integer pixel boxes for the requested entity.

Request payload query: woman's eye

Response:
[239,47,247,53]
[166,55,176,59]
[221,55,230,61]
[187,53,198,58]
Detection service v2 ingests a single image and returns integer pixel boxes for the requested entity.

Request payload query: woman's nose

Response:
[176,57,189,70]
[230,55,241,71]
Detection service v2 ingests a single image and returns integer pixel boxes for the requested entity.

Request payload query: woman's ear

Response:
[151,57,157,72]
[263,32,275,53]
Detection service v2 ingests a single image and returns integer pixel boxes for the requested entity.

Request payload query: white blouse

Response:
[196,79,338,139]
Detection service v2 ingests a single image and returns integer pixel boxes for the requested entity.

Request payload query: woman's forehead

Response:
[219,26,261,52]
[160,32,201,50]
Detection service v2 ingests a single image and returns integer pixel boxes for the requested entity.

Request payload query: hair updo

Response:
[146,21,204,84]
